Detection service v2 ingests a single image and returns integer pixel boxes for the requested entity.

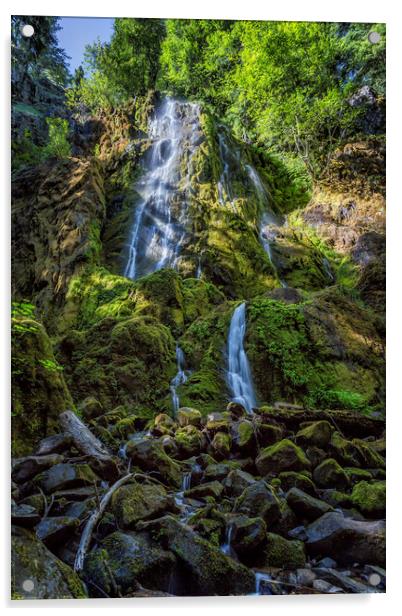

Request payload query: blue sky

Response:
[57,17,114,74]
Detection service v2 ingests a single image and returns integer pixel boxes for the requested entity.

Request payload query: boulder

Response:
[153,413,177,436]
[185,481,223,500]
[229,515,267,556]
[226,401,247,420]
[111,482,173,528]
[137,515,255,595]
[84,531,176,596]
[34,463,99,494]
[231,420,256,455]
[177,407,203,427]
[296,421,333,449]
[203,462,235,482]
[313,459,350,490]
[11,502,41,528]
[256,439,311,476]
[353,439,385,469]
[262,532,306,568]
[35,433,73,456]
[12,454,64,483]
[11,526,86,599]
[175,425,205,457]
[286,487,334,521]
[304,511,385,566]
[311,567,377,594]
[234,480,280,526]
[350,480,386,517]
[329,432,362,467]
[305,446,328,468]
[210,431,231,460]
[79,396,104,420]
[257,423,284,447]
[36,516,80,547]
[126,438,181,487]
[278,471,316,495]
[224,469,256,497]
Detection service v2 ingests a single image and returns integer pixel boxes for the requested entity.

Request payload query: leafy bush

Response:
[42,117,71,159]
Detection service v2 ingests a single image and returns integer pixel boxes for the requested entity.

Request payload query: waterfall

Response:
[254,572,274,595]
[226,303,257,414]
[170,346,188,414]
[221,523,235,557]
[124,98,201,279]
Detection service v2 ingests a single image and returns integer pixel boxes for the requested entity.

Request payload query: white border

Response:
[1,1,401,613]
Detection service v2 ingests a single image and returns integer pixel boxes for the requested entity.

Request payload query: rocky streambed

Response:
[11,403,385,599]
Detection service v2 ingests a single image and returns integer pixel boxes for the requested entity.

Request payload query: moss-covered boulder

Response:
[278,471,316,496]
[11,526,86,599]
[111,482,173,528]
[313,458,350,490]
[185,481,224,500]
[175,425,205,458]
[296,421,333,449]
[350,481,386,517]
[234,480,281,526]
[329,432,362,467]
[211,431,232,460]
[177,407,202,428]
[231,420,256,455]
[286,487,334,521]
[257,422,284,446]
[256,439,311,476]
[262,532,306,568]
[230,515,267,556]
[224,469,256,497]
[126,438,181,487]
[34,462,99,494]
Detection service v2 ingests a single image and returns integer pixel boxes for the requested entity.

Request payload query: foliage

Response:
[41,117,71,159]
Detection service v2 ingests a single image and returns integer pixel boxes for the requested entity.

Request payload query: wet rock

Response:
[231,420,256,455]
[175,425,205,457]
[316,556,337,569]
[35,433,73,456]
[286,487,334,521]
[84,530,176,596]
[36,516,80,547]
[350,480,385,517]
[177,407,203,427]
[234,480,280,526]
[278,471,316,495]
[224,468,256,497]
[296,421,333,449]
[262,532,306,568]
[313,458,350,489]
[12,454,64,483]
[126,438,181,487]
[306,446,328,468]
[312,567,378,593]
[230,515,267,556]
[362,564,386,590]
[256,439,311,476]
[34,463,100,494]
[313,579,344,593]
[226,401,247,420]
[319,489,352,508]
[185,481,223,500]
[269,498,299,536]
[210,431,231,460]
[111,482,173,528]
[205,414,230,434]
[137,515,255,595]
[11,526,86,599]
[329,432,362,467]
[257,423,284,447]
[11,502,41,528]
[296,568,317,587]
[79,396,104,420]
[344,467,373,483]
[354,439,385,469]
[304,511,385,566]
[153,413,177,436]
[204,462,235,482]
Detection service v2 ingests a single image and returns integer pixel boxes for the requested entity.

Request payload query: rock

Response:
[257,423,284,447]
[126,438,181,487]
[306,446,328,468]
[11,502,41,528]
[137,515,255,595]
[175,425,205,457]
[11,526,86,599]
[226,401,247,420]
[12,454,64,483]
[34,463,99,494]
[234,480,280,526]
[185,481,223,500]
[35,433,73,456]
[313,458,350,489]
[230,515,267,556]
[205,414,230,434]
[84,531,176,596]
[286,488,334,521]
[362,564,386,589]
[296,568,317,587]
[210,431,231,460]
[344,467,373,483]
[79,396,103,420]
[111,482,172,528]
[36,516,80,546]
[353,439,385,469]
[262,532,306,568]
[329,432,362,467]
[350,480,385,517]
[231,420,256,455]
[304,511,385,566]
[224,469,256,497]
[313,579,344,593]
[312,567,377,593]
[204,462,235,482]
[256,439,311,476]
[177,407,203,427]
[319,489,352,508]
[296,421,333,449]
[153,413,177,436]
[278,471,316,495]
[269,498,298,536]
[316,557,337,569]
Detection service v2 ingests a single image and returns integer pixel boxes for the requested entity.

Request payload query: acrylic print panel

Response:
[11,15,386,599]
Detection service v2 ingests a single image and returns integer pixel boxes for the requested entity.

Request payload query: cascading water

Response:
[220,523,235,557]
[170,346,188,414]
[124,98,202,279]
[226,302,257,414]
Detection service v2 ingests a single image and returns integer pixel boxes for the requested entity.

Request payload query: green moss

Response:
[256,439,311,475]
[350,480,385,517]
[263,532,306,568]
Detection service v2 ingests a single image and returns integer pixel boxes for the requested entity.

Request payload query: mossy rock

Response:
[296,420,333,449]
[111,482,171,528]
[350,480,386,517]
[257,422,284,447]
[344,467,373,484]
[256,439,311,476]
[313,458,350,490]
[234,480,280,526]
[262,532,306,569]
[231,420,256,454]
[211,431,232,461]
[175,425,205,458]
[177,407,202,428]
[126,438,181,487]
[278,471,317,495]
[329,431,362,467]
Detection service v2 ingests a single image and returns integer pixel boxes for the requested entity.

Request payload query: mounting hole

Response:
[22,579,35,592]
[21,24,35,38]
[368,31,381,44]
[369,573,381,586]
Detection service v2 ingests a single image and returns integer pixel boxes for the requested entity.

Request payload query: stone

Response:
[224,468,256,497]
[256,439,311,476]
[230,515,267,556]
[34,463,99,494]
[316,557,337,569]
[137,515,255,595]
[353,439,385,469]
[185,481,223,500]
[12,454,64,483]
[262,532,306,568]
[329,432,362,467]
[296,421,333,449]
[350,480,386,517]
[203,462,234,482]
[313,458,350,490]
[84,531,176,596]
[304,512,385,566]
[313,579,344,593]
[278,471,316,495]
[175,425,205,457]
[296,568,317,587]
[312,567,378,593]
[344,467,373,483]
[257,423,284,447]
[177,407,202,427]
[36,516,80,547]
[210,431,231,460]
[11,502,41,528]
[153,413,177,436]
[226,401,247,420]
[306,446,328,468]
[319,489,352,508]
[35,433,73,456]
[111,482,172,528]
[79,396,104,420]
[286,487,334,521]
[11,526,86,599]
[234,480,281,526]
[126,438,181,487]
[231,420,256,455]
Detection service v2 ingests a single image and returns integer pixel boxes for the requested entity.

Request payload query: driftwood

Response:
[74,472,133,572]
[59,410,118,481]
